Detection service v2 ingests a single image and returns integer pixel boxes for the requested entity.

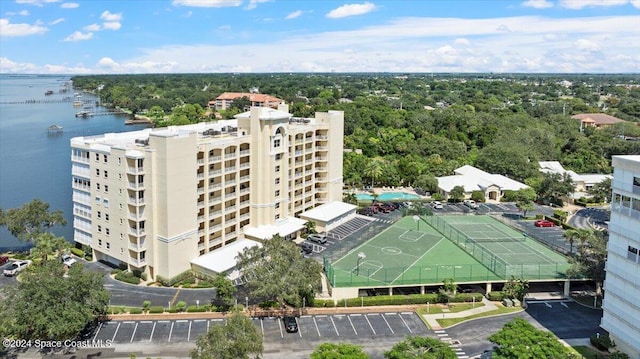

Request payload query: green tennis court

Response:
[325,215,571,288]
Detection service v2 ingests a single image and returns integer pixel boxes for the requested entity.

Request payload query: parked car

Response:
[0,256,9,265]
[464,199,479,209]
[300,242,313,254]
[307,233,327,244]
[534,219,555,227]
[61,254,77,267]
[283,316,298,333]
[3,260,29,277]
[432,201,443,209]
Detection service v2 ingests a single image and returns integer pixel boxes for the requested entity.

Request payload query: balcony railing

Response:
[316,146,328,151]
[128,240,146,251]
[240,188,250,194]
[225,166,237,173]
[71,155,90,164]
[240,212,250,220]
[239,200,250,207]
[239,175,250,182]
[198,242,205,250]
[209,183,222,191]
[128,182,144,190]
[127,166,144,174]
[129,257,147,267]
[128,227,146,236]
[197,201,205,209]
[316,135,328,140]
[197,173,205,180]
[209,210,222,219]
[239,163,250,169]
[315,156,328,161]
[225,152,237,159]
[209,224,222,233]
[239,150,250,156]
[225,205,237,213]
[127,211,146,221]
[209,155,222,162]
[210,169,222,176]
[225,179,237,187]
[128,197,145,205]
[197,158,205,165]
[210,196,222,204]
[72,183,91,192]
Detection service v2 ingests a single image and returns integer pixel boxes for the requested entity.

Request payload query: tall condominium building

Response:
[602,155,640,359]
[71,104,344,280]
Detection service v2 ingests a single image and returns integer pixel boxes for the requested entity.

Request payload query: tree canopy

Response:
[0,199,66,242]
[0,260,109,342]
[489,318,578,359]
[190,311,263,359]
[310,342,370,359]
[236,235,322,307]
[384,336,457,359]
[566,229,607,294]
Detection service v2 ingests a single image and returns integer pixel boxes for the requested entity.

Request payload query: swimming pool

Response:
[355,191,421,201]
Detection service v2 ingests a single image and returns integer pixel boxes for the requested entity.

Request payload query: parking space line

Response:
[365,314,376,335]
[111,322,121,342]
[207,320,210,332]
[295,317,302,338]
[168,321,174,342]
[399,313,413,333]
[330,316,339,336]
[381,314,394,334]
[347,315,358,336]
[130,322,138,343]
[149,322,156,341]
[187,321,192,342]
[260,318,264,335]
[92,322,103,341]
[278,318,283,338]
[313,317,321,337]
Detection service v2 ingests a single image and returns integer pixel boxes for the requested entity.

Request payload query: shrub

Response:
[553,210,568,222]
[111,268,122,275]
[155,270,196,287]
[311,299,336,308]
[71,247,85,258]
[168,308,179,313]
[488,291,505,301]
[142,300,151,311]
[129,308,143,314]
[259,300,280,309]
[175,301,187,312]
[194,280,214,288]
[115,271,141,285]
[590,334,615,351]
[148,306,164,314]
[118,262,128,271]
[431,193,444,201]
[187,305,207,313]
[501,190,518,202]
[471,191,485,203]
[336,294,439,307]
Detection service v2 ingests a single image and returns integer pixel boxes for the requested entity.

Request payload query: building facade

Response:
[601,155,640,359]
[71,104,343,280]
[208,92,283,111]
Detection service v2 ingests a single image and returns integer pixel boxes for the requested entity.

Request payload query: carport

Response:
[299,201,357,232]
[190,239,262,280]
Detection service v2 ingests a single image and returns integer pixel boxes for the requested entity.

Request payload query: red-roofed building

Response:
[572,113,626,129]
[209,92,283,111]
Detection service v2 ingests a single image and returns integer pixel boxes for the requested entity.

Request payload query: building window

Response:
[105,214,109,221]
[275,214,280,220]
[106,242,110,250]
[120,233,123,239]
[275,154,282,160]
[275,202,280,209]
[275,190,280,197]
[98,239,102,246]
[97,225,102,233]
[274,139,281,148]
[120,248,124,253]
[96,169,100,176]
[634,176,640,187]
[104,185,109,193]
[103,154,108,163]
[95,196,101,203]
[118,157,121,165]
[119,173,122,179]
[97,211,101,219]
[106,228,110,236]
[96,183,100,191]
[275,165,280,173]
[95,153,99,161]
[104,170,108,178]
[103,199,109,208]
[275,178,280,185]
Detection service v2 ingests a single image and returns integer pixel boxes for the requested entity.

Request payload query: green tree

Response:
[384,336,457,359]
[449,186,465,203]
[190,311,263,359]
[516,201,535,218]
[567,230,607,294]
[364,158,384,188]
[236,235,322,308]
[343,192,358,205]
[588,177,612,203]
[0,199,66,243]
[489,318,578,359]
[470,190,485,203]
[30,232,71,262]
[212,274,237,310]
[304,220,317,235]
[230,96,252,111]
[0,260,109,341]
[502,276,529,301]
[414,173,439,193]
[310,342,370,359]
[562,228,591,255]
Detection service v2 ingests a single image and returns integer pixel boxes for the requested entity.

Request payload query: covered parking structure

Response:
[299,201,357,233]
[190,239,262,281]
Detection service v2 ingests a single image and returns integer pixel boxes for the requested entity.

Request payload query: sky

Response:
[0,0,639,74]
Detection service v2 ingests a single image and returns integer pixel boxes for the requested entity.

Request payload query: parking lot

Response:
[431,201,520,215]
[91,312,430,344]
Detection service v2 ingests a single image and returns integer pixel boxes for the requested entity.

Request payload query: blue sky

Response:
[1,0,639,73]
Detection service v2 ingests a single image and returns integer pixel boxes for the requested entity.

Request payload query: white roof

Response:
[235,107,291,121]
[190,239,261,274]
[538,161,612,185]
[299,201,357,222]
[438,165,529,193]
[243,217,306,240]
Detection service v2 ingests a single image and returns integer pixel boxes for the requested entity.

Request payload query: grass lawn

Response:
[571,294,603,309]
[573,345,611,358]
[416,302,485,315]
[436,304,523,328]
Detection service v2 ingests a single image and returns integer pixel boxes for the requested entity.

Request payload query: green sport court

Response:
[324,215,570,288]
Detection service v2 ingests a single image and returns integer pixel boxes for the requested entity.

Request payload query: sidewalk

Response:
[422,297,499,330]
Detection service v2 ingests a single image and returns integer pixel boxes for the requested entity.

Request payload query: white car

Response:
[3,260,29,277]
[61,254,77,267]
[464,199,479,209]
[432,201,443,209]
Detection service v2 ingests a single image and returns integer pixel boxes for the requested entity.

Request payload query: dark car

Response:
[300,242,313,254]
[0,256,8,265]
[283,316,298,333]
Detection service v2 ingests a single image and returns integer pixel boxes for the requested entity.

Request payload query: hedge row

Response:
[313,293,484,308]
[487,291,505,301]
[115,271,141,285]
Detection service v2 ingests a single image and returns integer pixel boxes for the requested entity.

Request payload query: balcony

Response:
[240,187,250,195]
[210,196,222,204]
[197,173,205,180]
[198,242,205,250]
[294,150,303,156]
[128,240,146,251]
[129,257,147,267]
[225,179,237,187]
[239,200,250,207]
[210,169,222,176]
[197,201,205,209]
[71,155,90,164]
[197,187,205,195]
[198,229,205,236]
[71,166,90,178]
[209,224,222,233]
[198,214,205,222]
[127,211,146,221]
[226,231,238,238]
[128,227,146,236]
[240,212,250,220]
[209,210,222,219]
[209,183,222,191]
[224,166,237,173]
[239,149,250,156]
[316,166,328,172]
[295,139,304,144]
[128,182,144,190]
[224,152,237,159]
[239,162,250,169]
[72,182,91,192]
[315,156,328,161]
[197,158,205,165]
[239,175,250,182]
[225,205,237,213]
[209,155,222,163]
[316,135,328,140]
[127,166,144,174]
[73,208,91,219]
[128,197,145,205]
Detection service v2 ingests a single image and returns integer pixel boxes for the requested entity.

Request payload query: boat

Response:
[75,111,93,118]
[46,124,63,133]
[45,90,54,95]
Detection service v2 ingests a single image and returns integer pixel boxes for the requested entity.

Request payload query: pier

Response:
[0,98,74,105]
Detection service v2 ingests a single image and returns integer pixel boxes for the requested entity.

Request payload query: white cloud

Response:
[49,18,64,25]
[454,38,471,46]
[15,0,59,6]
[246,0,270,10]
[632,0,640,8]
[496,24,511,32]
[102,21,121,30]
[61,2,79,9]
[559,0,630,9]
[19,10,30,16]
[219,25,231,30]
[97,57,180,73]
[172,0,242,7]
[64,30,93,41]
[84,23,100,31]
[575,38,601,51]
[521,0,554,8]
[100,11,122,22]
[0,18,47,37]
[285,10,303,19]
[326,2,376,19]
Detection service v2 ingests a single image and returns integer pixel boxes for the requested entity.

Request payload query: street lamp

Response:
[356,252,366,276]
[413,215,420,231]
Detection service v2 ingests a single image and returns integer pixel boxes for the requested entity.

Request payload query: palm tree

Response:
[563,228,591,255]
[30,232,70,262]
[364,158,384,189]
[343,192,358,205]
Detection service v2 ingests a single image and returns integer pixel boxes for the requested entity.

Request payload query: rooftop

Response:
[299,201,357,222]
[571,113,626,125]
[215,92,282,104]
[190,239,261,274]
[243,217,306,240]
[437,165,529,192]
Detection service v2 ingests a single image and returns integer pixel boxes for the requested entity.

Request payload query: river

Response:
[0,74,149,250]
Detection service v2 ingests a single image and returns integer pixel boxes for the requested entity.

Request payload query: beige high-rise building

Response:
[71,104,344,280]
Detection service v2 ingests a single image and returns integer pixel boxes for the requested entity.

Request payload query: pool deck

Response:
[353,186,427,199]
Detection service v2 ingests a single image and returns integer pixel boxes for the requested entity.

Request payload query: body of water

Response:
[355,192,421,201]
[0,75,149,250]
